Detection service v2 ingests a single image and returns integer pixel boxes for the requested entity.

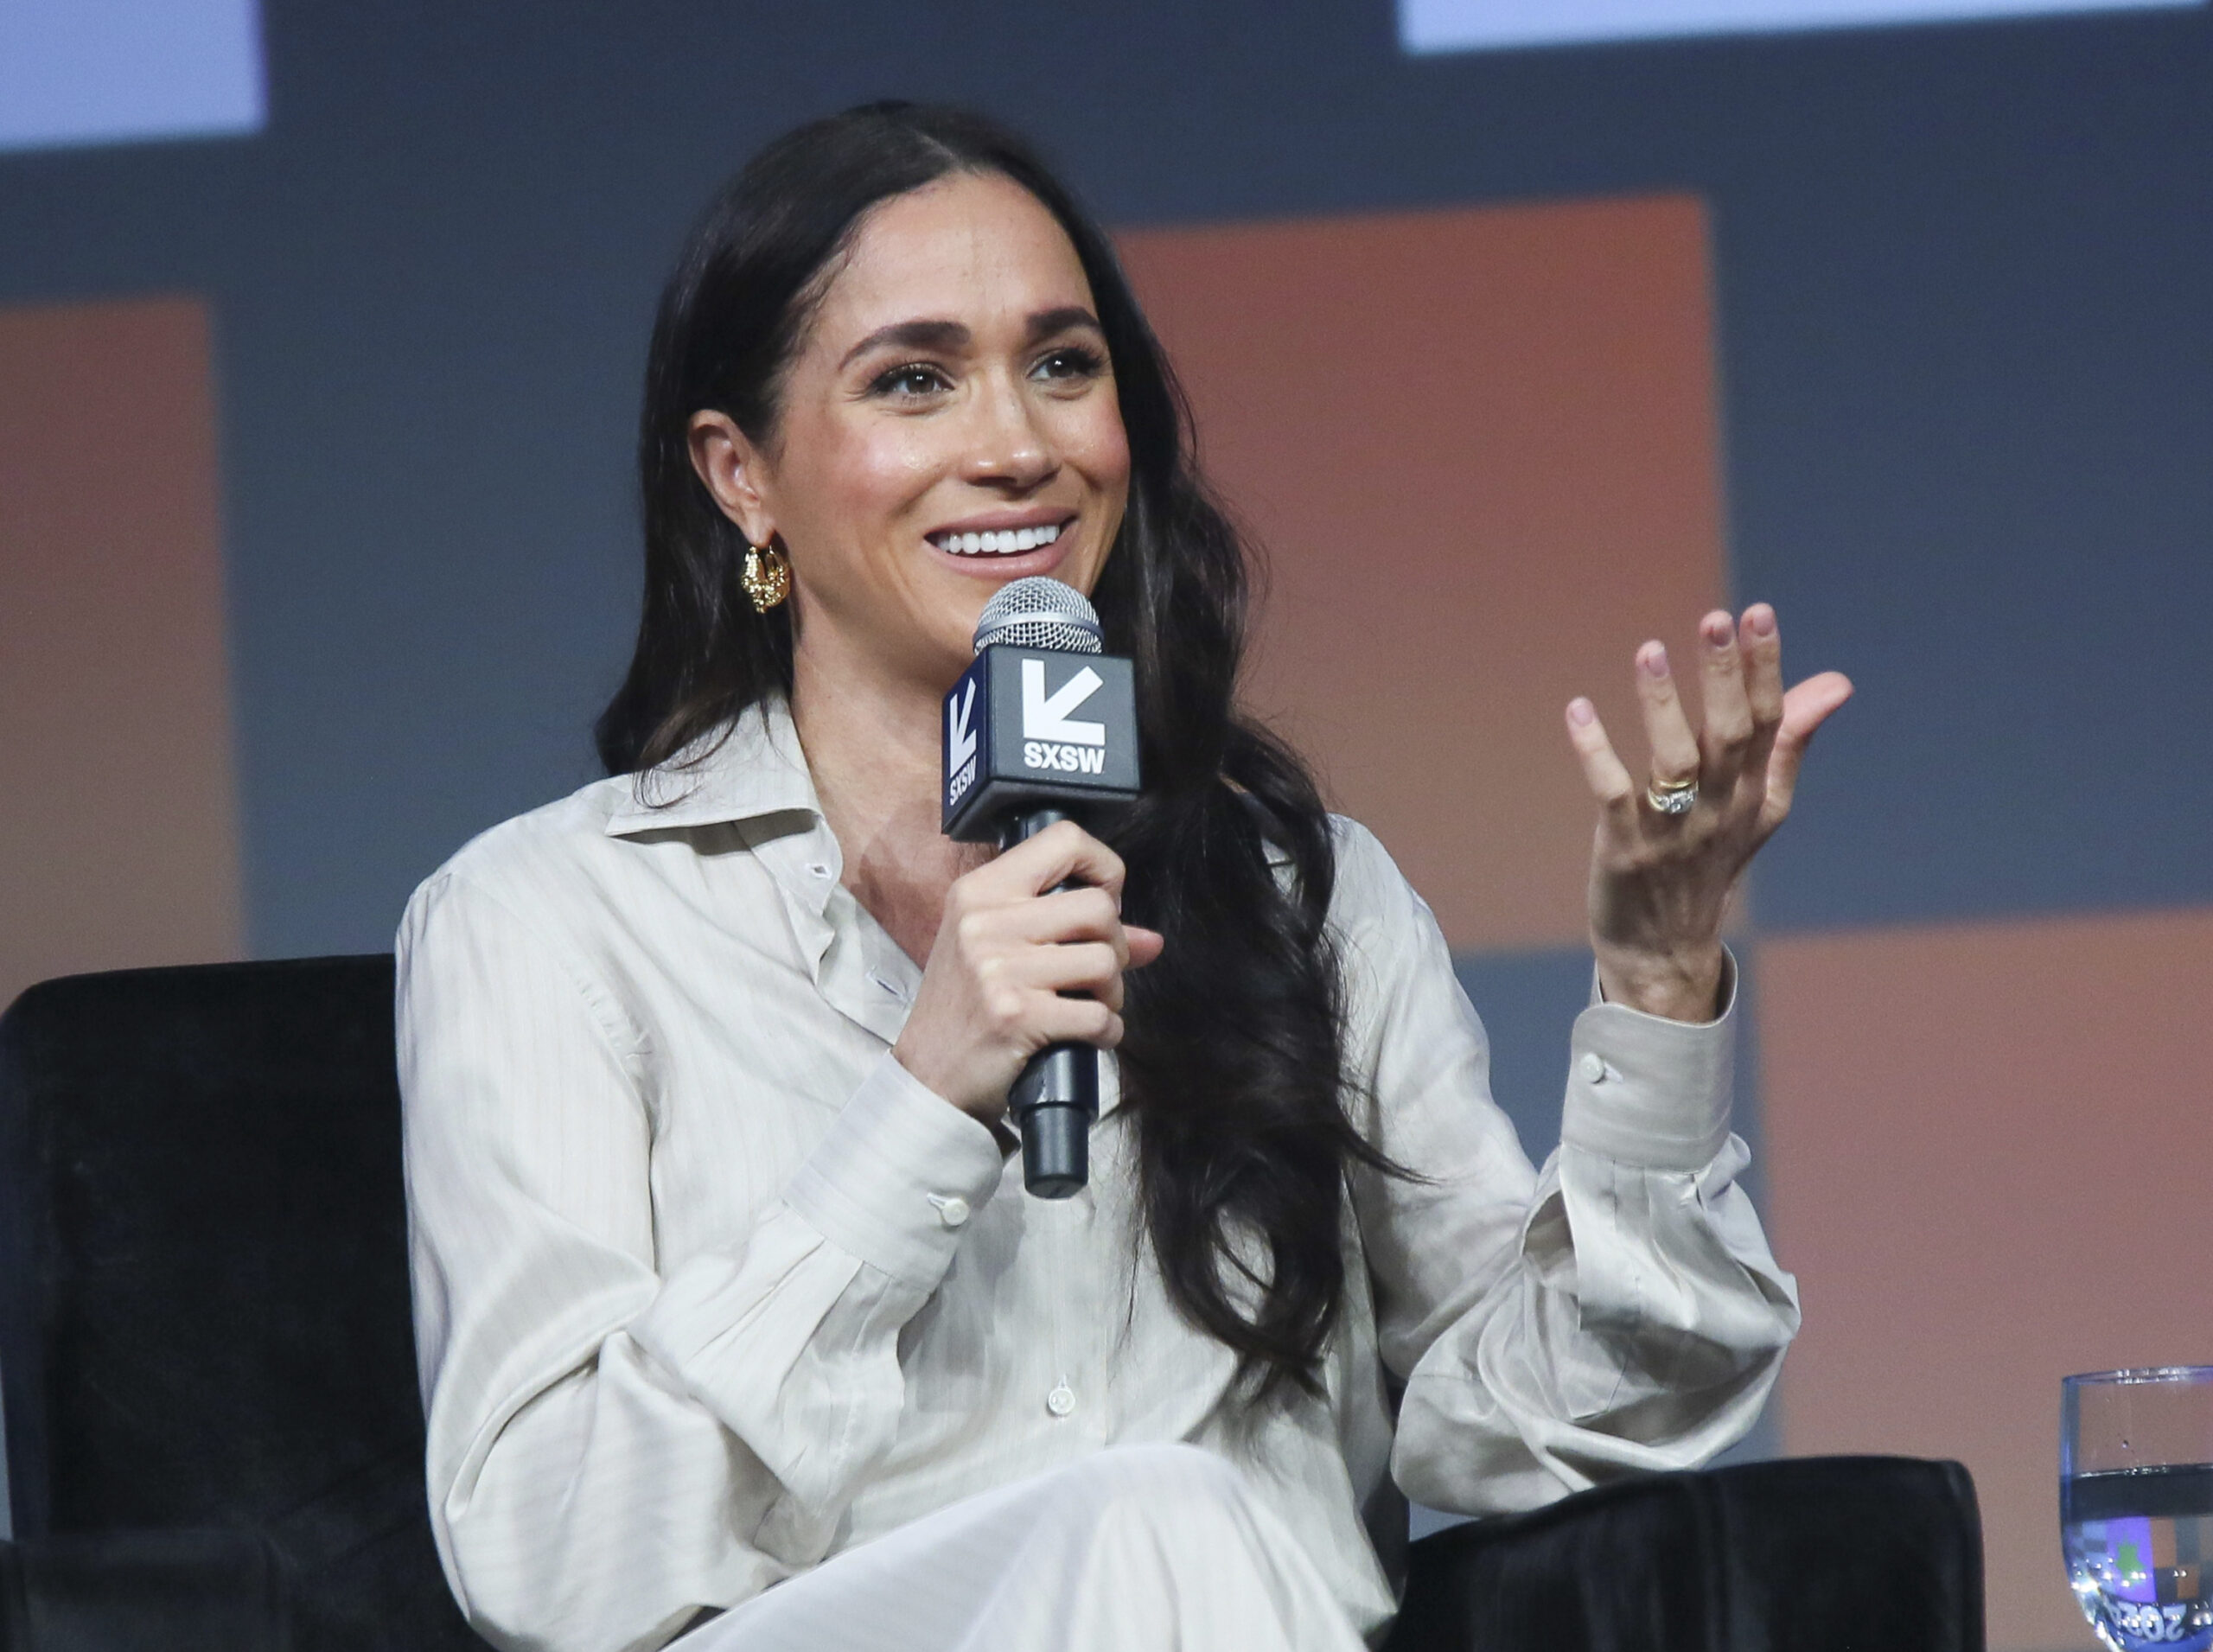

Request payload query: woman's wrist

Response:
[1592,941,1726,1024]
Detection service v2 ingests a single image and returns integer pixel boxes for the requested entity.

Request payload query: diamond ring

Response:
[1645,777,1700,815]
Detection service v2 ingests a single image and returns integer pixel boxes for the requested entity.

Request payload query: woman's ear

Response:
[687,411,775,545]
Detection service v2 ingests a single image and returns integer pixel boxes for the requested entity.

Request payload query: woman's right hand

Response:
[892,820,1165,1124]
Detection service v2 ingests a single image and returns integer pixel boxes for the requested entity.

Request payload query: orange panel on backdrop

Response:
[1119,198,1727,952]
[0,297,245,1007]
[1761,912,2213,1651]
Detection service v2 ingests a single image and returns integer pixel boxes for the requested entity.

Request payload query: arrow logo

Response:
[1021,659,1106,746]
[946,680,978,769]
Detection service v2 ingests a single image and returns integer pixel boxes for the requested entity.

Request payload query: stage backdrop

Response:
[3,3,2210,1644]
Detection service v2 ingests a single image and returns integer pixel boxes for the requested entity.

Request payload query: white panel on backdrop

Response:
[0,0,263,152]
[1400,0,2200,53]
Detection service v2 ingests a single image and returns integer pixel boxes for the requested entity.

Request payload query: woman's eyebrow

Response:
[839,318,970,368]
[838,307,1101,371]
[1025,305,1102,342]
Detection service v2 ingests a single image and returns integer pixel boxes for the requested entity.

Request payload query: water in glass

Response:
[2064,1368,2213,1651]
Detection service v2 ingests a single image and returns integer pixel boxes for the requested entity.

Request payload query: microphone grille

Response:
[972,577,1102,656]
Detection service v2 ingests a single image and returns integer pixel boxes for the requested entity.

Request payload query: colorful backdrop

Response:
[4,4,2210,1646]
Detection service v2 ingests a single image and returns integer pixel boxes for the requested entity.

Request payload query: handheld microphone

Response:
[941,577,1142,1197]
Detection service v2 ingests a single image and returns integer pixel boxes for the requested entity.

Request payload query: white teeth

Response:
[934,521,1066,555]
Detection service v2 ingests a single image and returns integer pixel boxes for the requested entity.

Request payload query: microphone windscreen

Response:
[972,577,1102,656]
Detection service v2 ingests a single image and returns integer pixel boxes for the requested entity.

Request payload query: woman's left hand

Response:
[1565,603,1854,1023]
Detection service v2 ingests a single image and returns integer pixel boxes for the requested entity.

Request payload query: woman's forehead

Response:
[812,173,1096,344]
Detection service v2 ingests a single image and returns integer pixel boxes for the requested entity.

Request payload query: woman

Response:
[398,103,1852,1652]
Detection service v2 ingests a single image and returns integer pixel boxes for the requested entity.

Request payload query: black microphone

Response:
[941,577,1142,1197]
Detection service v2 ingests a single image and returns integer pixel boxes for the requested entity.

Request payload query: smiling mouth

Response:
[928,520,1068,558]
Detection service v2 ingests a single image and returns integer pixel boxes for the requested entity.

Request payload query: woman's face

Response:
[692,170,1131,696]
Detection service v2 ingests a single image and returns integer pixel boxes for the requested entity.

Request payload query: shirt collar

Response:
[603,697,820,838]
[607,698,1296,867]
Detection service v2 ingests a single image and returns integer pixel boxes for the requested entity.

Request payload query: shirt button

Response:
[1046,1383,1076,1418]
[933,1196,970,1228]
[807,862,832,879]
[1578,1052,1609,1084]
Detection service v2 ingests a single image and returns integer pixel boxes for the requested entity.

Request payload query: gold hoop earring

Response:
[741,541,790,613]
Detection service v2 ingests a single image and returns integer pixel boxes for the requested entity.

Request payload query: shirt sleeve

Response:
[397,868,1005,1652]
[1326,822,1802,1516]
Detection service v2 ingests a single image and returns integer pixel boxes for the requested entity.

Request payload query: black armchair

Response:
[0,958,478,1652]
[0,959,1984,1651]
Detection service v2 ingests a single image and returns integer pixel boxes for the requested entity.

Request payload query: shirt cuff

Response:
[1559,949,1738,1173]
[783,1052,1007,1291]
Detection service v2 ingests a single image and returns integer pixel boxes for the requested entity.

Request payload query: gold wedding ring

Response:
[1645,776,1700,815]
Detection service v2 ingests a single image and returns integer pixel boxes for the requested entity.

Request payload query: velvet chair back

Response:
[0,957,481,1651]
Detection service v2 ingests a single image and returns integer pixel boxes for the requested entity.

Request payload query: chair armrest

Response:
[1382,1454,1985,1652]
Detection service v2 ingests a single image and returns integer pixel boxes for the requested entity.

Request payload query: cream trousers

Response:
[689,1444,1374,1652]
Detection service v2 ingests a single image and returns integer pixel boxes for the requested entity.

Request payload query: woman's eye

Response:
[1031,346,1106,385]
[871,364,950,399]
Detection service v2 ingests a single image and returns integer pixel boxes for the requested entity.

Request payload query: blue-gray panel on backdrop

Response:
[1449,948,1595,1163]
[1717,35,2213,934]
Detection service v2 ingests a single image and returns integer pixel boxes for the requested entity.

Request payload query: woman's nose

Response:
[961,375,1056,489]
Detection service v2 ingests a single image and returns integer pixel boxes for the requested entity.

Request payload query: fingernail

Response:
[1639,643,1669,679]
[1746,604,1776,637]
[1704,614,1733,648]
[1567,697,1595,727]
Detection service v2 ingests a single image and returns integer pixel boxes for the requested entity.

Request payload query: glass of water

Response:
[2063,1367,2213,1651]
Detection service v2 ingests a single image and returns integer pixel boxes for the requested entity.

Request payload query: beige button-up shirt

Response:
[398,698,1799,1652]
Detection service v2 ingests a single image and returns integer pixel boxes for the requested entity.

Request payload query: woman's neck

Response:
[789,642,987,968]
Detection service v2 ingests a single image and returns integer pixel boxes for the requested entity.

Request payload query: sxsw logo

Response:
[1020,658,1106,774]
[940,644,1138,840]
[946,680,980,807]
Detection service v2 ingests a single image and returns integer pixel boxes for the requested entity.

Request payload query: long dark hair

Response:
[597,102,1396,1401]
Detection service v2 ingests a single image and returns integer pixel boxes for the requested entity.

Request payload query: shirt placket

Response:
[749,820,911,1049]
